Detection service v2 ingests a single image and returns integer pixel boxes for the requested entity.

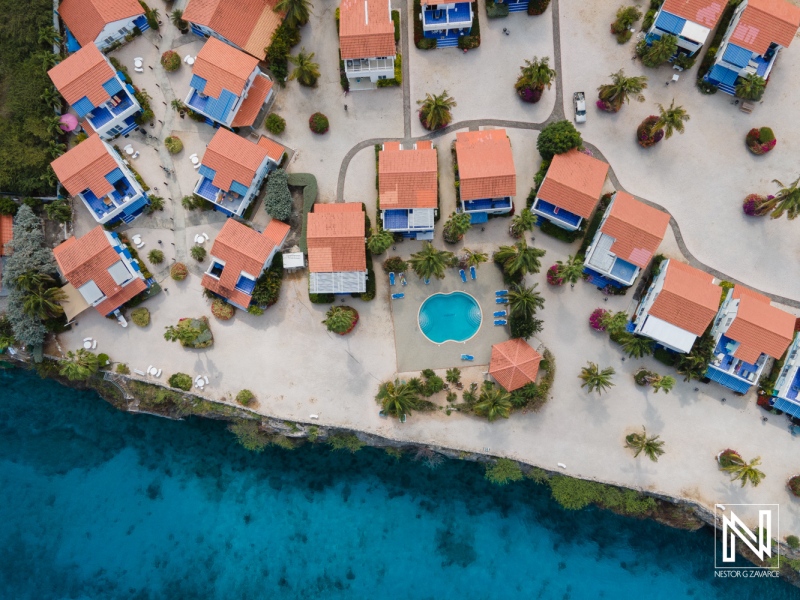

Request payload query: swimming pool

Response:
[418,292,482,344]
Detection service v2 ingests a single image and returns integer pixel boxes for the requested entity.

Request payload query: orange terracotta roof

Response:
[537,150,609,219]
[193,37,259,98]
[50,134,117,198]
[183,0,284,59]
[600,192,670,269]
[489,338,542,392]
[201,128,269,193]
[663,0,725,28]
[455,130,516,202]
[383,141,401,151]
[725,286,795,362]
[0,215,13,257]
[231,75,274,128]
[59,0,143,47]
[379,146,438,210]
[48,43,115,107]
[339,0,396,60]
[53,226,146,315]
[731,0,800,54]
[201,218,289,304]
[415,140,433,149]
[307,203,366,273]
[649,260,721,336]
[256,136,286,163]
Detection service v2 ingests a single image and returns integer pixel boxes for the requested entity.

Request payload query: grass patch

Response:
[538,219,582,243]
[287,173,318,252]
[392,10,400,42]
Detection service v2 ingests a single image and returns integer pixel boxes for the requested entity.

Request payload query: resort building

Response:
[50,134,149,225]
[704,0,800,94]
[307,204,368,295]
[194,128,285,217]
[185,37,274,129]
[378,141,437,240]
[53,226,148,317]
[454,130,516,224]
[183,0,284,60]
[771,331,800,418]
[420,0,473,48]
[645,0,724,58]
[583,192,670,288]
[339,0,396,91]
[632,259,722,354]
[531,149,609,232]
[201,219,290,310]
[705,285,794,393]
[58,0,148,52]
[488,338,542,393]
[48,43,141,140]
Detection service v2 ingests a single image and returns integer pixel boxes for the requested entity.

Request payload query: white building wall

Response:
[94,16,143,50]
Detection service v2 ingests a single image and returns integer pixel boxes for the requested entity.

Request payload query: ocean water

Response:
[0,368,797,600]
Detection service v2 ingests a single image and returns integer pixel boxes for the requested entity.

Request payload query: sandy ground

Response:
[50,0,800,538]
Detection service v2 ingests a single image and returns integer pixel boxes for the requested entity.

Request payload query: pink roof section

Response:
[193,37,259,98]
[455,130,516,201]
[731,0,800,54]
[307,203,366,273]
[600,192,670,269]
[48,43,115,107]
[201,128,269,193]
[662,0,725,28]
[50,134,117,198]
[59,0,144,47]
[489,338,542,392]
[339,0,396,60]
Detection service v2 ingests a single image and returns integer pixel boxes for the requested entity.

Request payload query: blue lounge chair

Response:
[391,293,405,299]
[493,310,507,317]
[389,272,396,286]
[459,269,467,283]
[496,297,509,304]
[495,290,509,296]
[461,354,474,361]
[494,319,507,326]
[470,266,477,280]
[424,278,430,285]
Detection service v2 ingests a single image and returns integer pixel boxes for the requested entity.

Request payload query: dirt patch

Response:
[284,186,305,249]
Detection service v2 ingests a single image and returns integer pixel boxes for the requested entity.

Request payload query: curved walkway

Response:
[333,0,800,308]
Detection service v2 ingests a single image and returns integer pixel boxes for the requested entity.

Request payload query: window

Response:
[119,26,130,34]
[103,36,114,44]
[378,75,387,80]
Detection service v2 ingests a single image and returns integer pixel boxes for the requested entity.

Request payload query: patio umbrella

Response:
[488,338,542,392]
[59,113,79,132]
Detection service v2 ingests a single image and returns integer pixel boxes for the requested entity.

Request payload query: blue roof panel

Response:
[655,11,686,35]
[198,164,216,180]
[205,89,238,123]
[122,195,148,217]
[722,44,752,68]
[705,367,752,394]
[773,397,800,418]
[73,96,96,118]
[708,64,739,86]
[105,168,126,185]
[229,180,250,196]
[102,77,123,96]
[190,74,207,93]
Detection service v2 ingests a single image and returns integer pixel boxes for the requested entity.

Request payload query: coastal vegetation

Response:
[485,458,523,485]
[164,317,213,348]
[228,419,270,452]
[327,433,365,453]
[625,426,665,462]
[59,350,100,381]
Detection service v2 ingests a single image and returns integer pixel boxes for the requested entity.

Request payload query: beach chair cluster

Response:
[459,266,478,283]
[494,290,508,325]
[389,272,407,299]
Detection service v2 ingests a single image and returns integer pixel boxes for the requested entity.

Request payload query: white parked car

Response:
[573,92,586,124]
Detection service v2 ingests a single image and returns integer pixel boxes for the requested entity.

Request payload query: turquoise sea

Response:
[1,367,798,599]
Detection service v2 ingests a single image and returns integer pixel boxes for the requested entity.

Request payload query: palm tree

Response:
[34,50,59,72]
[507,283,545,322]
[288,48,320,87]
[48,140,66,159]
[41,86,62,109]
[38,26,61,46]
[579,362,615,395]
[59,349,99,381]
[722,456,766,488]
[676,353,708,382]
[23,285,66,319]
[555,254,584,285]
[16,271,55,293]
[170,9,188,31]
[445,368,461,385]
[509,208,536,238]
[641,34,678,67]
[462,248,488,269]
[43,115,64,137]
[494,240,546,277]
[652,375,675,394]
[735,73,766,101]
[367,228,394,255]
[417,90,456,130]
[275,0,313,29]
[474,387,512,422]
[597,69,648,110]
[376,379,420,419]
[408,242,455,280]
[323,306,357,334]
[171,99,186,112]
[442,212,472,243]
[164,322,201,345]
[653,99,690,139]
[619,333,654,358]
[515,56,556,101]
[758,176,800,220]
[625,426,665,462]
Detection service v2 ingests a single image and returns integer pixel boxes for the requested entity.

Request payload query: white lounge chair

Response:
[133,369,145,376]
[91,340,97,349]
[147,365,154,375]
[155,369,162,378]
[83,337,92,342]
[203,375,209,385]
[132,151,139,159]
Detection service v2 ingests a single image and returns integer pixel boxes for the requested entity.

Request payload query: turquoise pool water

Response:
[419,292,482,343]
[1,368,798,599]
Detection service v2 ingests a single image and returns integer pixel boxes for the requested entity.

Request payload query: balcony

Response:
[87,91,134,129]
[708,335,765,383]
[532,199,582,229]
[383,209,435,231]
[195,177,248,216]
[235,275,256,295]
[345,57,394,73]
[187,89,210,113]
[423,3,471,27]
[585,233,639,285]
[462,198,512,213]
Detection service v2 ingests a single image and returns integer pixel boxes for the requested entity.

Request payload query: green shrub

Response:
[0,198,19,216]
[116,363,130,374]
[265,168,292,221]
[288,173,318,253]
[758,127,775,143]
[265,22,300,84]
[228,419,269,452]
[161,50,181,71]
[148,249,164,264]
[417,37,437,49]
[392,10,400,42]
[486,0,509,17]
[309,293,335,303]
[536,120,583,161]
[787,535,800,549]
[485,458,523,485]
[147,196,164,213]
[191,245,206,261]
[458,35,480,50]
[309,112,329,134]
[168,372,192,391]
[97,353,110,367]
[131,307,150,327]
[538,219,582,243]
[236,389,256,406]
[653,346,677,367]
[383,256,408,273]
[527,0,551,15]
[164,136,183,154]
[170,262,188,281]
[265,113,286,135]
[327,433,364,453]
[211,298,235,320]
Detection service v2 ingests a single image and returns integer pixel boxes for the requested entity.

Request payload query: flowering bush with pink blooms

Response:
[589,308,608,331]
[596,99,617,113]
[745,127,776,155]
[546,264,564,286]
[637,116,663,147]
[742,193,772,217]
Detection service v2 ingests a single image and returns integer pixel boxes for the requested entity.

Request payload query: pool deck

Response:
[390,259,518,372]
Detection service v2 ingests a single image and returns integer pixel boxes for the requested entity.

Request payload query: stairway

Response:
[507,1,529,12]
[436,36,459,48]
